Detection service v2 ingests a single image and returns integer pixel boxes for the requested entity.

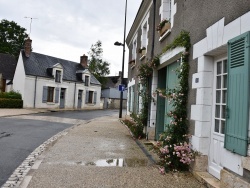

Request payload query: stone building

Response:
[126,0,250,186]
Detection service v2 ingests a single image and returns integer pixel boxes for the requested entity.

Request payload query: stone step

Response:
[193,171,220,188]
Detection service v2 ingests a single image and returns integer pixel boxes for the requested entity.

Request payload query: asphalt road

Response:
[0,109,122,186]
[0,118,72,186]
[32,109,121,120]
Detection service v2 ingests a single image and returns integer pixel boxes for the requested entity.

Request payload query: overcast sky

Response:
[0,0,142,76]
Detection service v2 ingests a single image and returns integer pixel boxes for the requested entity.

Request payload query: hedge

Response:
[0,91,22,99]
[0,98,23,108]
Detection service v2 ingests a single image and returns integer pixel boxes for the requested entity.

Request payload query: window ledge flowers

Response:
[156,19,171,37]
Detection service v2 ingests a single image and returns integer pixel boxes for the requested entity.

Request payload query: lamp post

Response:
[114,0,127,119]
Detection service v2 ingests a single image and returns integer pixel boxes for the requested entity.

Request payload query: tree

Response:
[0,19,28,59]
[88,40,110,88]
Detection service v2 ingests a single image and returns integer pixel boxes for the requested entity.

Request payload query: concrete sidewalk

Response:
[0,108,48,117]
[2,113,205,188]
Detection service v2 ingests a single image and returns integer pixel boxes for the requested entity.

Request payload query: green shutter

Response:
[55,87,60,103]
[42,86,48,103]
[155,68,166,140]
[225,31,250,156]
[94,91,97,104]
[164,61,180,129]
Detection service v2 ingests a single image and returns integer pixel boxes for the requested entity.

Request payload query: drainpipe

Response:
[146,0,156,140]
[33,76,37,108]
[73,82,76,109]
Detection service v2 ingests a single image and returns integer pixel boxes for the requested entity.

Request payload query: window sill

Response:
[47,102,56,105]
[86,103,95,106]
[131,64,136,69]
[159,29,171,42]
[139,55,146,61]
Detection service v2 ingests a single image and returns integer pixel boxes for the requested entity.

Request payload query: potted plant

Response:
[156,19,171,36]
[129,59,136,68]
[138,47,146,58]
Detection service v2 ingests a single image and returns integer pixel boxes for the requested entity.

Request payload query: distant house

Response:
[0,53,17,92]
[101,71,127,109]
[13,38,101,109]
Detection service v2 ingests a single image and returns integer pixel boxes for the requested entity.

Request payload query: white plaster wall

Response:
[13,52,26,100]
[127,78,135,115]
[149,69,158,127]
[5,80,13,92]
[23,75,101,109]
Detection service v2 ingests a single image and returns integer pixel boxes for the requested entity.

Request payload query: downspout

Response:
[73,82,76,109]
[33,76,37,108]
[146,0,156,140]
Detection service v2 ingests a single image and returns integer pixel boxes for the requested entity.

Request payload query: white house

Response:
[13,38,102,109]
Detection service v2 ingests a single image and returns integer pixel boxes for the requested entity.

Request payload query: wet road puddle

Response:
[49,158,149,167]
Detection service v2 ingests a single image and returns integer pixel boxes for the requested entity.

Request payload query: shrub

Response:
[123,118,145,139]
[0,98,23,108]
[0,91,22,99]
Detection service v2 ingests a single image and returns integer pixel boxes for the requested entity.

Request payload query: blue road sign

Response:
[118,84,125,91]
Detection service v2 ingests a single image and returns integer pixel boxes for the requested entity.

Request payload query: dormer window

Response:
[55,70,61,83]
[85,75,90,86]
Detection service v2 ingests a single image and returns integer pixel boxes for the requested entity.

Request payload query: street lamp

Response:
[114,0,127,119]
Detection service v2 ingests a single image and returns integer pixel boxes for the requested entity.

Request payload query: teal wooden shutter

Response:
[42,86,48,103]
[55,88,60,103]
[225,31,250,156]
[94,91,97,104]
[155,68,166,140]
[85,90,89,104]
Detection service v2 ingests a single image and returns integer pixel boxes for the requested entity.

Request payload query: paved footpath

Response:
[1,109,205,188]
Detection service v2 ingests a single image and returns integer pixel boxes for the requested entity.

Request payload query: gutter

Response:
[33,76,37,108]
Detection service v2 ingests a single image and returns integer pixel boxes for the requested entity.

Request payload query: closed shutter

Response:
[55,87,60,103]
[94,91,97,104]
[225,31,250,156]
[155,68,166,140]
[85,90,89,104]
[42,86,48,103]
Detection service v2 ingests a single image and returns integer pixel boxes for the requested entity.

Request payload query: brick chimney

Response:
[24,37,32,57]
[80,54,88,68]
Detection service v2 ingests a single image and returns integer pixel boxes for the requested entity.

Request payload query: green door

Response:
[155,68,166,140]
[164,61,180,130]
[225,31,250,156]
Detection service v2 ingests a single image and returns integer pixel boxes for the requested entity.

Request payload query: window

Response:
[88,91,93,103]
[85,75,89,86]
[47,87,54,102]
[132,38,137,61]
[85,90,97,104]
[160,0,171,22]
[141,23,147,50]
[214,59,227,134]
[55,70,61,83]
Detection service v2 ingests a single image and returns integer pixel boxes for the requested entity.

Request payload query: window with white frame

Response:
[47,87,55,102]
[141,22,147,50]
[132,38,137,61]
[159,0,171,22]
[55,70,61,83]
[214,59,227,134]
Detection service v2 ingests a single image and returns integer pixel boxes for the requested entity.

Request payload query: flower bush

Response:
[123,118,145,139]
[156,19,170,31]
[153,31,196,172]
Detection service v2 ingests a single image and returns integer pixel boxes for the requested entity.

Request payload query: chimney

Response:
[24,37,32,57]
[80,54,88,68]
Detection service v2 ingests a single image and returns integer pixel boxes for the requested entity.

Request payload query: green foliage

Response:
[163,30,191,52]
[123,116,145,139]
[0,98,23,108]
[88,40,110,88]
[156,19,170,31]
[154,30,195,172]
[137,63,153,81]
[0,19,28,59]
[0,90,22,99]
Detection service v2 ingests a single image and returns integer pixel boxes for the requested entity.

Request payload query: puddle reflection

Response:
[82,158,148,167]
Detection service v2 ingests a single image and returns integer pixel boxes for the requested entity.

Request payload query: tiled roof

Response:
[103,76,128,89]
[0,53,17,80]
[22,50,101,85]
